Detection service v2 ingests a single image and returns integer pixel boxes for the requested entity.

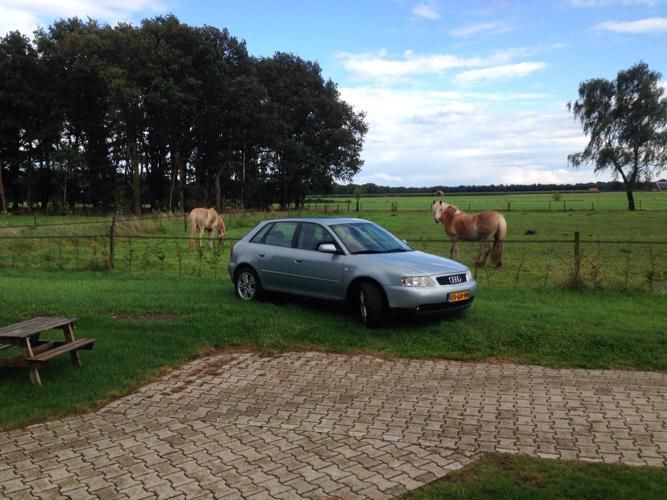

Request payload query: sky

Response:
[1,0,666,187]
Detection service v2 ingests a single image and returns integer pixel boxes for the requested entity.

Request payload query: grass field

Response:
[1,268,666,429]
[309,190,667,212]
[2,191,666,290]
[401,454,667,499]
[1,191,666,495]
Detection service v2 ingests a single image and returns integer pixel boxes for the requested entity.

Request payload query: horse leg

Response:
[198,227,205,249]
[450,241,460,262]
[488,240,503,267]
[476,241,492,267]
[188,225,195,251]
[208,228,213,250]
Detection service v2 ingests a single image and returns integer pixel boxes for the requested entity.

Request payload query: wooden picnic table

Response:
[0,316,95,385]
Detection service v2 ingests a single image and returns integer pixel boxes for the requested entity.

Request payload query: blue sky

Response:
[2,0,666,186]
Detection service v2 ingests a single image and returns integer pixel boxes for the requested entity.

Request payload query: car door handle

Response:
[294,259,303,263]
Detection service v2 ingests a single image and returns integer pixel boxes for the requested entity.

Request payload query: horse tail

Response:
[488,214,507,267]
[187,210,196,250]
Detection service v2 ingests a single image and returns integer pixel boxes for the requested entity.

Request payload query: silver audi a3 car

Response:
[228,218,477,327]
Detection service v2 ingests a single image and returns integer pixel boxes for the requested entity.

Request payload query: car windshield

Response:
[330,222,412,254]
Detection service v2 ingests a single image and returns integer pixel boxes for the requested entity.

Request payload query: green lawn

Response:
[2,200,666,495]
[1,269,666,429]
[310,190,667,212]
[2,207,666,290]
[402,454,667,500]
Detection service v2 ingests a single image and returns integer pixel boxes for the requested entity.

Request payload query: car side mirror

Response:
[318,243,338,254]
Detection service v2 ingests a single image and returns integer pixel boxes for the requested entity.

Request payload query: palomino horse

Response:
[432,200,507,267]
[187,207,226,250]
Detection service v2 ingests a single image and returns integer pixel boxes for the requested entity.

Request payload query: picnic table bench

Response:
[0,317,95,385]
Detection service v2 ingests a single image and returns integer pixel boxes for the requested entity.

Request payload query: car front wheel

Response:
[235,267,262,301]
[359,281,385,328]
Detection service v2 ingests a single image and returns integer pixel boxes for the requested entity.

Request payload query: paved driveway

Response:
[1,352,666,499]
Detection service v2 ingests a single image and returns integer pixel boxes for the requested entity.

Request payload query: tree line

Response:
[331,180,641,196]
[0,15,368,214]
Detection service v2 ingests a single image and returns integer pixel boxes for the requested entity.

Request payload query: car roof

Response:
[259,217,371,226]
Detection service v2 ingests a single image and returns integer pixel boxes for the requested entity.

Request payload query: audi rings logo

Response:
[448,275,463,284]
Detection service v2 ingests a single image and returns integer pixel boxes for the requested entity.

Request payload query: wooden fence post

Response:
[109,215,116,269]
[573,231,581,285]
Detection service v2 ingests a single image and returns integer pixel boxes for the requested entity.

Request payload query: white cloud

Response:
[339,86,594,187]
[335,50,484,80]
[449,21,512,38]
[411,1,441,20]
[0,0,167,34]
[336,47,554,82]
[595,17,667,33]
[0,8,38,36]
[455,62,546,84]
[499,167,598,185]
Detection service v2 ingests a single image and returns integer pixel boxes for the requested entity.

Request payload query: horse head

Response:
[432,200,460,223]
[432,200,443,223]
[217,215,226,246]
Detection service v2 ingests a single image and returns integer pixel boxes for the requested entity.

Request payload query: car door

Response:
[254,221,298,292]
[289,222,346,301]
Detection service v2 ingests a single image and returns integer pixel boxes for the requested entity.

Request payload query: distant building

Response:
[656,180,667,191]
[588,187,600,193]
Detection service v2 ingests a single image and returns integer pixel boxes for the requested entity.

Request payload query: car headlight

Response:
[401,276,435,287]
[466,270,473,282]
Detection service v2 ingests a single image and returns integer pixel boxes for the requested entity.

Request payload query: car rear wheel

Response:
[235,267,262,301]
[359,281,385,328]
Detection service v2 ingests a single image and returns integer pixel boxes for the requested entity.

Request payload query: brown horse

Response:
[187,207,226,250]
[432,200,507,267]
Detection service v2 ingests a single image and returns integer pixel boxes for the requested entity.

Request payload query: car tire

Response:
[235,267,262,301]
[359,281,385,328]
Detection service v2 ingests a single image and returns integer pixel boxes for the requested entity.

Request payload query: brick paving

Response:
[1,352,666,499]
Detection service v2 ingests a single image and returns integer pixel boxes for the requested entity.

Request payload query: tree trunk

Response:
[130,143,141,215]
[169,153,177,213]
[626,189,636,211]
[0,160,7,213]
[179,156,185,212]
[215,168,223,212]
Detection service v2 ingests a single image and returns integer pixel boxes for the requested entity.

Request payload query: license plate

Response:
[448,291,470,303]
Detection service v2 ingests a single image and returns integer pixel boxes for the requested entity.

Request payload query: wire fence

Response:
[1,221,665,292]
[305,196,667,213]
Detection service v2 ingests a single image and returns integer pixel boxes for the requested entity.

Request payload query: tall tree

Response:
[36,19,117,209]
[141,17,202,211]
[568,61,667,210]
[258,53,367,209]
[105,23,147,214]
[0,31,54,211]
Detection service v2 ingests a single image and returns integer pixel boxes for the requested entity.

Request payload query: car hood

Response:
[354,250,468,275]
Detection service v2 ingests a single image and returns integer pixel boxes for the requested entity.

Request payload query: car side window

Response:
[263,222,298,248]
[250,223,274,243]
[296,223,331,251]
